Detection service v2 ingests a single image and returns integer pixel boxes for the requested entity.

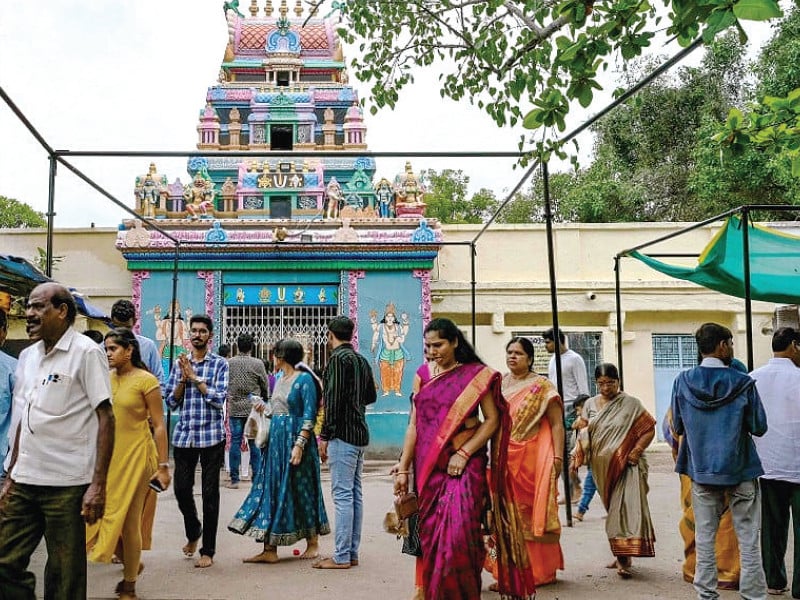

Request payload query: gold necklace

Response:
[433,361,460,376]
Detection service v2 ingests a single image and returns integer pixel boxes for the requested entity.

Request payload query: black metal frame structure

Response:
[0,34,709,524]
[615,204,800,387]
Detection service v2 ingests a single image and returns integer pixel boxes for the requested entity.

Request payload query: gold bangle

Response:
[394,470,410,475]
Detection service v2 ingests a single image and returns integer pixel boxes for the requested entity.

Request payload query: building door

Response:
[652,334,697,440]
[222,304,339,372]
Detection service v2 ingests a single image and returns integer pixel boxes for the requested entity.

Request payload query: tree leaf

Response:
[732,0,783,21]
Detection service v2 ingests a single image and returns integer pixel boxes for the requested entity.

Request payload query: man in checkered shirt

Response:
[165,314,229,569]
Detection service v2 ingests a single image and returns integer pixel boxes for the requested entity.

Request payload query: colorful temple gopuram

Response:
[117,0,442,454]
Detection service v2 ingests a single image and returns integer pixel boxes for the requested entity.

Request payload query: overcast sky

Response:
[0,1,778,227]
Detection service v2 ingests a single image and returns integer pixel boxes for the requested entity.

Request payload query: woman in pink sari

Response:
[394,319,534,600]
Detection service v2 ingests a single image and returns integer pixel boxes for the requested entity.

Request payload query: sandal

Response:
[615,557,633,579]
[116,580,137,599]
[617,565,633,579]
[574,511,584,522]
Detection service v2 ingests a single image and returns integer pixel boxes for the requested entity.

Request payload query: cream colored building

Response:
[1,221,782,438]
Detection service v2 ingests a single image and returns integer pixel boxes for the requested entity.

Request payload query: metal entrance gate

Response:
[222,304,340,370]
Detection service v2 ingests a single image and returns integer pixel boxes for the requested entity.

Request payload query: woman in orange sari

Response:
[394,319,534,600]
[487,337,564,587]
[571,362,656,579]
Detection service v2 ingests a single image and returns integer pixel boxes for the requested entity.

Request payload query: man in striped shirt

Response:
[314,316,377,570]
[165,314,229,569]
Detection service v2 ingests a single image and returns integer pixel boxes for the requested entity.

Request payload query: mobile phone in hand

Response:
[149,477,165,493]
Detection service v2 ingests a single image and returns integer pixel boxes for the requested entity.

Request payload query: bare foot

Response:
[243,550,279,564]
[195,555,213,568]
[488,582,499,592]
[412,587,424,600]
[182,536,200,557]
[300,538,319,559]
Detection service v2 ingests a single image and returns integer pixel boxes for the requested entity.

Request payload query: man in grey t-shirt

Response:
[225,334,269,488]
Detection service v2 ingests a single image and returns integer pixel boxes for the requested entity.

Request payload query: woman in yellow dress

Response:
[86,328,171,600]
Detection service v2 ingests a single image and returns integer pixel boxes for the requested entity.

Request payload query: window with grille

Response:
[652,334,697,369]
[512,330,601,395]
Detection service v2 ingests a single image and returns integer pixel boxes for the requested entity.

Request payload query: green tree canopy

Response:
[498,28,800,223]
[335,0,783,143]
[716,7,800,178]
[420,169,498,223]
[0,196,46,228]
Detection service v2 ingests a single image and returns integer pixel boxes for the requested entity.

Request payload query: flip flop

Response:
[617,565,633,579]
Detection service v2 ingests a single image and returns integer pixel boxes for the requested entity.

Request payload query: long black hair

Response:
[507,336,535,372]
[104,327,149,372]
[424,318,484,365]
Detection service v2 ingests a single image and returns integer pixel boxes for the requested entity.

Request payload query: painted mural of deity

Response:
[370,304,411,397]
[153,300,190,374]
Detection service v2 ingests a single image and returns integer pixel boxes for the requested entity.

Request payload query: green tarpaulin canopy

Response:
[629,216,800,304]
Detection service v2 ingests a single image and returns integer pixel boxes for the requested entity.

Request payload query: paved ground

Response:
[24,444,792,599]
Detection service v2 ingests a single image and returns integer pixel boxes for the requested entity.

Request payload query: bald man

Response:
[0,283,114,600]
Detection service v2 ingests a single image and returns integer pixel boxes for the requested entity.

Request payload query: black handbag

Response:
[401,511,422,557]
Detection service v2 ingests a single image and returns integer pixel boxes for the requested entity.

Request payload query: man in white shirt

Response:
[750,326,800,598]
[544,327,589,500]
[0,283,114,599]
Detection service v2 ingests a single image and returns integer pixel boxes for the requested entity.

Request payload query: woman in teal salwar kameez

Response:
[228,339,330,562]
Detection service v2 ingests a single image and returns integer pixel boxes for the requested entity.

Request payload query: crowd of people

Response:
[0,285,794,600]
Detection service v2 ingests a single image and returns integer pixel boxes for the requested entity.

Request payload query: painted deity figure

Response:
[184,171,215,219]
[370,305,411,397]
[205,220,228,244]
[136,163,166,218]
[155,300,188,375]
[325,177,343,219]
[394,161,423,206]
[375,178,395,219]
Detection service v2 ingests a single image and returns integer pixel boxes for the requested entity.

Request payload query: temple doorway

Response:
[270,124,293,150]
[222,303,338,372]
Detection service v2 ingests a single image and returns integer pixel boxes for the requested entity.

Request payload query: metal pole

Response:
[45,156,57,277]
[542,162,573,524]
[166,242,181,445]
[470,242,477,348]
[741,209,754,370]
[615,255,624,389]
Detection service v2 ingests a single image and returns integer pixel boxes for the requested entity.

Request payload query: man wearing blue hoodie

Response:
[671,322,768,600]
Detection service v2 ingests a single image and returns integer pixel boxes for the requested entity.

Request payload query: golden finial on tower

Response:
[279,0,288,19]
[294,0,303,17]
[249,0,259,16]
[265,0,273,16]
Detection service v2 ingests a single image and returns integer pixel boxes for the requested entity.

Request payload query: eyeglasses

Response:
[596,379,619,388]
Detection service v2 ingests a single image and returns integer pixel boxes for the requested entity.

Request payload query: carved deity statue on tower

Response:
[184,171,216,219]
[134,163,167,218]
[325,177,343,219]
[393,161,427,218]
[375,178,395,219]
